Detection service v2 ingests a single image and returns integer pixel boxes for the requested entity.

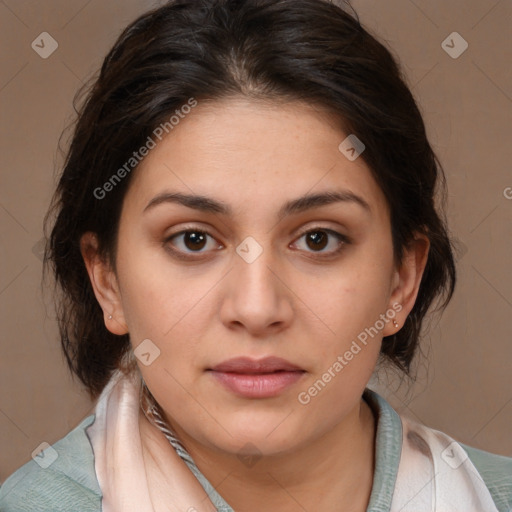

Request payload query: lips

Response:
[209,356,304,374]
[207,357,306,398]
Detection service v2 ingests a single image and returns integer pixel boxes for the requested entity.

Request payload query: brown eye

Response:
[182,231,208,251]
[305,230,329,251]
[293,228,349,256]
[165,230,220,254]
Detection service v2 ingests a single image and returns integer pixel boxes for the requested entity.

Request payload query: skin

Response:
[81,96,429,511]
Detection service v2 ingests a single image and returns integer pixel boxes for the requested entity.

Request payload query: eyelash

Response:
[163,225,350,260]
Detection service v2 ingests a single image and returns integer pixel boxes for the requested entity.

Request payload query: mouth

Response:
[207,357,306,398]
[208,356,305,374]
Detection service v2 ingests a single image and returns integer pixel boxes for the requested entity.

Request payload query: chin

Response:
[199,416,307,459]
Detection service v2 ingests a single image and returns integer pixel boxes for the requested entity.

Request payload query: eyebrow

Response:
[143,189,371,219]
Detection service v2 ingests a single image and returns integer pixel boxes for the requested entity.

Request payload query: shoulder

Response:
[462,443,512,512]
[0,414,102,512]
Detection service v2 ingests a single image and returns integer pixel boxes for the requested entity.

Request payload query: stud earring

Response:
[393,319,399,328]
[108,314,113,320]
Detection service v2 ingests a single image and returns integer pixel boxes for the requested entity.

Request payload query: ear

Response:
[382,233,430,336]
[80,231,128,335]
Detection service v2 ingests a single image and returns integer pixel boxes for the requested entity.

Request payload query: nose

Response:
[219,240,294,337]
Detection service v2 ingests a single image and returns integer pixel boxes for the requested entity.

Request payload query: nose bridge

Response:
[222,233,292,331]
[234,234,280,299]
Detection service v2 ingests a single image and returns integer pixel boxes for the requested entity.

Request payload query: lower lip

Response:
[209,370,305,398]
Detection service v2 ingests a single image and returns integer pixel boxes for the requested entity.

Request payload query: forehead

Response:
[123,97,389,219]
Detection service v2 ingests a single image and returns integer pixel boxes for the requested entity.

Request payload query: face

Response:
[84,96,426,458]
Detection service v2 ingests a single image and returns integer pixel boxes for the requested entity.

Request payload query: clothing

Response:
[1,369,511,511]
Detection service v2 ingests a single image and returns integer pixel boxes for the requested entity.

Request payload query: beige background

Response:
[1,0,511,482]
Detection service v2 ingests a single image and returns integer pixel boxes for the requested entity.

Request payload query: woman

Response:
[1,0,510,510]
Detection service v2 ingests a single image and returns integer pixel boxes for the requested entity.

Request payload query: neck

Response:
[170,397,376,512]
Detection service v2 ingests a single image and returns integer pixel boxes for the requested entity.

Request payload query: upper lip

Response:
[209,356,304,374]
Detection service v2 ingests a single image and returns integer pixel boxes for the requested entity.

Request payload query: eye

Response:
[292,227,349,256]
[164,229,222,257]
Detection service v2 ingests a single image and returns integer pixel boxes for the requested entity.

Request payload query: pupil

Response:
[186,232,206,250]
[307,231,327,251]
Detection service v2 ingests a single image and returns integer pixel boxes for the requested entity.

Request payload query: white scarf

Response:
[86,369,499,512]
[391,415,499,511]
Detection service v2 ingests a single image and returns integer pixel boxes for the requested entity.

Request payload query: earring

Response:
[393,319,399,328]
[108,314,113,320]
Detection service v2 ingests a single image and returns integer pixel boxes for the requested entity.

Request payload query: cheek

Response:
[302,241,393,389]
[320,257,394,339]
[297,278,388,426]
[115,240,213,339]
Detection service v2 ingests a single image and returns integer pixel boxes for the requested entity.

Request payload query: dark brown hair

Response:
[44,0,456,399]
